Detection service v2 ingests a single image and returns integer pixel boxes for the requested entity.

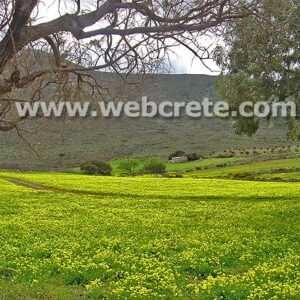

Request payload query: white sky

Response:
[36,1,220,75]
[169,46,220,75]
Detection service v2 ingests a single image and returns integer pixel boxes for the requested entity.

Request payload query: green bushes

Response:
[80,160,112,175]
[116,157,166,175]
[230,172,256,180]
[187,153,201,161]
[118,158,139,176]
[143,158,166,174]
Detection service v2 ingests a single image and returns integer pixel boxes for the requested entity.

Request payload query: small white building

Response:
[171,156,188,163]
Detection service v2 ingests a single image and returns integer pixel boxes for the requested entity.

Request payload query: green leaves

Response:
[216,0,300,137]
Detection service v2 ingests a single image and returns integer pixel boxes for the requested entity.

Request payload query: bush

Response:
[163,173,183,178]
[231,173,255,180]
[168,150,186,161]
[80,160,112,175]
[80,163,99,175]
[143,158,166,174]
[216,154,234,158]
[118,158,139,175]
[216,164,226,168]
[187,153,201,161]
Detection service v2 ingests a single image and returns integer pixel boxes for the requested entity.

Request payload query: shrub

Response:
[143,158,166,174]
[216,164,226,168]
[168,151,186,161]
[163,173,183,178]
[216,154,234,158]
[187,153,201,161]
[80,163,99,175]
[118,158,139,175]
[80,160,112,176]
[232,172,255,180]
[175,174,183,178]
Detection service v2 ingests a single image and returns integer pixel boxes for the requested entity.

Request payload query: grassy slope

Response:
[108,154,300,181]
[0,173,299,299]
[107,157,245,175]
[185,157,300,180]
[68,151,300,176]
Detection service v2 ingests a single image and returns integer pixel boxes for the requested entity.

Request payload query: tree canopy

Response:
[215,0,300,138]
[0,0,258,133]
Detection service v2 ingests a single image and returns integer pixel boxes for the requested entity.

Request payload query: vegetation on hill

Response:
[185,157,300,181]
[0,73,296,170]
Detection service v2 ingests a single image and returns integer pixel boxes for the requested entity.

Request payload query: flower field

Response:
[0,172,299,299]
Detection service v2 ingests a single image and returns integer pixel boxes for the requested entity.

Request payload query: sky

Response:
[169,46,220,75]
[36,1,220,75]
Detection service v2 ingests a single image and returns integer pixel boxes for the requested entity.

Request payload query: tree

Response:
[80,160,112,175]
[0,0,257,134]
[215,0,300,138]
[143,158,166,174]
[118,158,139,175]
[187,152,201,161]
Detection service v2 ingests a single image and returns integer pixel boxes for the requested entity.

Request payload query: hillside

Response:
[0,72,295,170]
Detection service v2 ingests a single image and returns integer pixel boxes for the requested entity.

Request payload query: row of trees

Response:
[80,158,166,176]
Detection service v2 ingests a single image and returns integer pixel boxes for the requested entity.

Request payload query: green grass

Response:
[64,157,245,176]
[0,172,299,299]
[257,172,300,181]
[185,157,300,180]
[165,157,244,172]
[66,155,300,180]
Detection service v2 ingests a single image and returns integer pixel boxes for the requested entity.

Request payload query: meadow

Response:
[109,157,245,174]
[185,157,300,181]
[0,170,299,299]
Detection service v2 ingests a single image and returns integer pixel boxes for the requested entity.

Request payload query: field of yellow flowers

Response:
[0,172,299,299]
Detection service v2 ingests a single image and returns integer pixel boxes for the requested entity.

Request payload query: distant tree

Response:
[143,158,166,175]
[80,160,112,176]
[187,153,201,161]
[118,158,139,176]
[80,163,99,175]
[215,0,299,138]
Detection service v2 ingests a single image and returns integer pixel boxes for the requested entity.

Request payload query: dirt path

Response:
[6,178,51,191]
[4,178,88,196]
